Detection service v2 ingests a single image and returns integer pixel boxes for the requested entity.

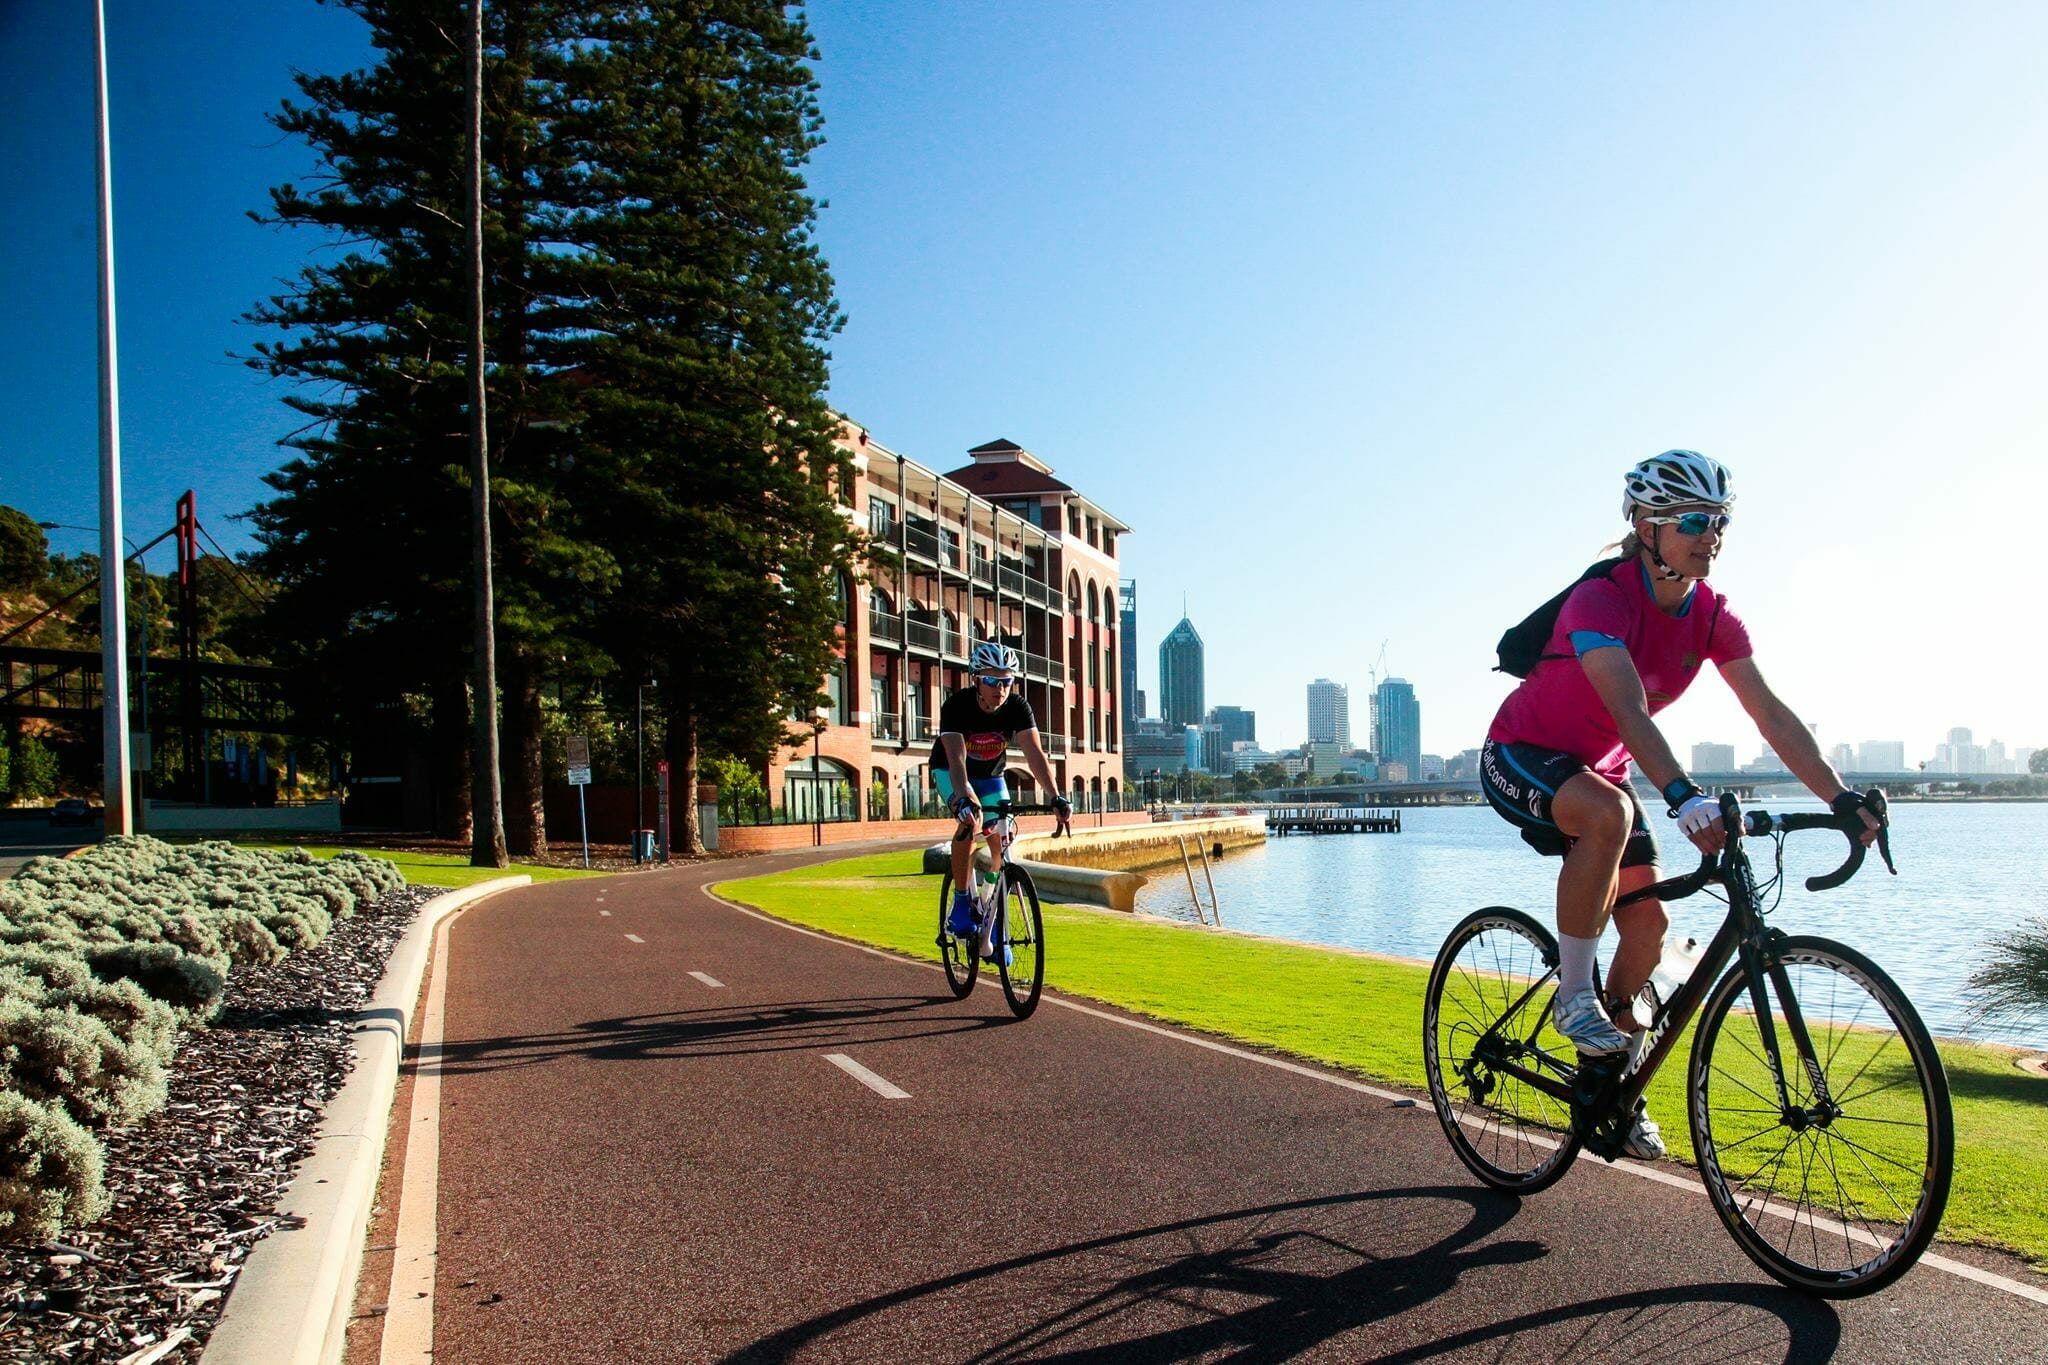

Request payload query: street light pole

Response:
[812,717,824,848]
[92,0,132,837]
[1096,758,1104,826]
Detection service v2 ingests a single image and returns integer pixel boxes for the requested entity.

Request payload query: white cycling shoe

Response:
[1552,987,1632,1055]
[1624,1108,1666,1161]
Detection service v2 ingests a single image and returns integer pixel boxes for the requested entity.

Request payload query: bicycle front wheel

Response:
[1423,906,1582,1193]
[936,871,978,999]
[997,867,1045,1019]
[1689,934,1953,1297]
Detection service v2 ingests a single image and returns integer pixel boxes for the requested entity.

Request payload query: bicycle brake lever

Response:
[1866,789,1897,875]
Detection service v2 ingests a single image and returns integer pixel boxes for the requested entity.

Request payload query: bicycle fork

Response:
[1739,932,1841,1129]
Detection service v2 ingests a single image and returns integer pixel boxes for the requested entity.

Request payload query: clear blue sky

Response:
[5,2,2044,766]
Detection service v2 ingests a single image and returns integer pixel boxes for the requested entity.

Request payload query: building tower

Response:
[1373,677,1421,782]
[1159,617,1205,728]
[1306,678,1351,749]
[1119,579,1139,720]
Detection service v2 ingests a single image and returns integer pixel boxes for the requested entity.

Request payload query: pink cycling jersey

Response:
[1488,560,1753,782]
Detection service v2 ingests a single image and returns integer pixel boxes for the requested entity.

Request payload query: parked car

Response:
[49,799,97,827]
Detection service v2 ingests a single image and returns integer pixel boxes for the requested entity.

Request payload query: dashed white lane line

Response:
[623,933,645,943]
[688,971,725,988]
[599,910,612,917]
[708,884,2048,1311]
[824,1052,910,1100]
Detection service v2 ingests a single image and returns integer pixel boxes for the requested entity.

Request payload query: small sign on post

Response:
[567,735,592,868]
[657,760,670,863]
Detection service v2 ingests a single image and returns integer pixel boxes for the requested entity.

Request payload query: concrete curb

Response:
[200,874,534,1365]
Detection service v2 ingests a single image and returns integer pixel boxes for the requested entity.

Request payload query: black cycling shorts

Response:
[1480,738,1658,870]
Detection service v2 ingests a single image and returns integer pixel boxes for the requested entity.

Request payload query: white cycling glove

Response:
[1673,794,1719,838]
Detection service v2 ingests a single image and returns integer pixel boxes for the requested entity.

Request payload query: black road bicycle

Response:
[1422,790,1953,1297]
[937,801,1070,1019]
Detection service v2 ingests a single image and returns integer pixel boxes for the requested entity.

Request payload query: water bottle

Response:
[1633,936,1703,1028]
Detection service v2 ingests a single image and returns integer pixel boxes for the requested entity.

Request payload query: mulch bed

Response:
[0,883,437,1363]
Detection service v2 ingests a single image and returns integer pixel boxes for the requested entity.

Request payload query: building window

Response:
[783,756,853,822]
[1068,506,1081,537]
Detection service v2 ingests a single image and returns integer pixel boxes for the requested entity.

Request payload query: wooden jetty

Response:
[1265,806,1402,835]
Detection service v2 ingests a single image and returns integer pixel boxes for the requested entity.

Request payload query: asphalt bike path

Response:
[424,844,2044,1363]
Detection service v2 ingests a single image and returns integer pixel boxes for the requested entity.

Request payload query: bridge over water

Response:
[1256,771,1939,805]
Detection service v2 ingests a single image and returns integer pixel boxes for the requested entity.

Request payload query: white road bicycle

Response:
[937,801,1070,1019]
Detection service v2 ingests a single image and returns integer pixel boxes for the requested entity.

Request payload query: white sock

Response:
[1558,932,1601,999]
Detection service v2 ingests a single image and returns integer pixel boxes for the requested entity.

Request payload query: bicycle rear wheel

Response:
[936,871,978,999]
[1423,907,1582,1193]
[1689,934,1953,1297]
[997,867,1045,1019]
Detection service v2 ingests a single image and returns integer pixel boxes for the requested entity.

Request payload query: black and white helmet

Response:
[970,640,1020,674]
[1622,450,1734,521]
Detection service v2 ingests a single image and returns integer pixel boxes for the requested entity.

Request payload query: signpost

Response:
[656,760,670,863]
[567,735,592,868]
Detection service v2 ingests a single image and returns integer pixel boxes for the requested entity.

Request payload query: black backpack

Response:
[1494,558,1626,678]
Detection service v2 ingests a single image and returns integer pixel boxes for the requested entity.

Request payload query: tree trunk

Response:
[500,652,546,856]
[668,698,701,858]
[431,672,473,842]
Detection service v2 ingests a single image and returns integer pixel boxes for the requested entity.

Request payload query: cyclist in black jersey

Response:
[933,642,1069,955]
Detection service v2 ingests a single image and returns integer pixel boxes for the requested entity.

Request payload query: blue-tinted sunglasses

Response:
[976,674,1015,688]
[1644,511,1731,535]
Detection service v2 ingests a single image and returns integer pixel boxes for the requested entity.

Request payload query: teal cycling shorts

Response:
[934,772,1008,808]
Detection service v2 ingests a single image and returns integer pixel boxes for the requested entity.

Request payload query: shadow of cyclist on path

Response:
[721,1184,1838,1363]
[417,992,1003,1077]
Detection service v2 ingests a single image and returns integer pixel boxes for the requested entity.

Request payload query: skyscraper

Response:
[1306,678,1350,749]
[1119,579,1139,720]
[1373,677,1421,783]
[1159,617,1205,727]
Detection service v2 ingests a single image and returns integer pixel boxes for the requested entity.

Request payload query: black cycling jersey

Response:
[928,689,1036,780]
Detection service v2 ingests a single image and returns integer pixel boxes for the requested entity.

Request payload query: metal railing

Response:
[871,712,901,743]
[867,610,903,645]
[1043,733,1068,757]
[902,522,941,563]
[910,714,935,742]
[970,555,997,587]
[905,619,941,653]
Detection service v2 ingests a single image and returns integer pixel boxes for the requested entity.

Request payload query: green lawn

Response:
[719,849,2048,1271]
[238,843,605,888]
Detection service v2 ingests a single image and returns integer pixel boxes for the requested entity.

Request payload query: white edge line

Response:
[824,1052,910,1100]
[599,910,611,917]
[705,885,2048,1310]
[688,971,726,989]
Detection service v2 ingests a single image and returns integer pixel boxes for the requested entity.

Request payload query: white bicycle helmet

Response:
[1622,449,1733,520]
[970,640,1020,674]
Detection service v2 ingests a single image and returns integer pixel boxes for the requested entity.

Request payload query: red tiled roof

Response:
[941,463,1073,495]
[966,438,1025,454]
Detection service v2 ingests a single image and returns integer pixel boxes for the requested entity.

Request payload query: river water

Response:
[1132,799,2048,1050]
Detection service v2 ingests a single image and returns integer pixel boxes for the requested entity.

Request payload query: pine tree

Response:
[543,1,860,854]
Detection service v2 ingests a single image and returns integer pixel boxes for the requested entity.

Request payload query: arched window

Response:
[1088,582,1100,623]
[783,756,854,823]
[1068,572,1082,618]
[835,572,854,633]
[869,767,891,821]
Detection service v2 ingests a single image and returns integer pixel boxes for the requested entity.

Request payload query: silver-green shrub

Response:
[0,836,406,1242]
[0,1090,108,1243]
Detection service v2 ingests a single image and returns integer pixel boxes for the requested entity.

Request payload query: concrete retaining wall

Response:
[720,809,1150,853]
[1013,815,1266,873]
[920,815,1267,913]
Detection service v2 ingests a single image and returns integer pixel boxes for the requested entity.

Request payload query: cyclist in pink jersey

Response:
[1481,450,1880,1160]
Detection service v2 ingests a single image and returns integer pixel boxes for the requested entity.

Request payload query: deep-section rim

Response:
[997,867,1045,1019]
[1687,934,1953,1297]
[937,871,978,999]
[1423,906,1582,1193]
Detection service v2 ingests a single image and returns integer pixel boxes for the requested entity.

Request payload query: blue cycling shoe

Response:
[946,892,979,939]
[981,933,1012,967]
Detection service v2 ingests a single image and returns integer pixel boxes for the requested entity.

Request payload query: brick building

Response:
[764,423,1132,826]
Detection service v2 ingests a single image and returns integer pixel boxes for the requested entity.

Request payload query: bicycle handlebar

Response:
[1614,789,1895,908]
[959,800,1073,838]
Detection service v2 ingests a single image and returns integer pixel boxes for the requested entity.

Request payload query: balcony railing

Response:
[910,714,935,742]
[871,712,901,743]
[970,555,997,587]
[1043,733,1069,757]
[902,522,940,563]
[867,610,903,645]
[905,619,941,653]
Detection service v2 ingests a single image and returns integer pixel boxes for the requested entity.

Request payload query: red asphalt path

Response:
[423,843,2048,1363]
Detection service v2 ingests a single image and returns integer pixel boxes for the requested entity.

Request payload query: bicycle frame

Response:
[1472,801,1842,1132]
